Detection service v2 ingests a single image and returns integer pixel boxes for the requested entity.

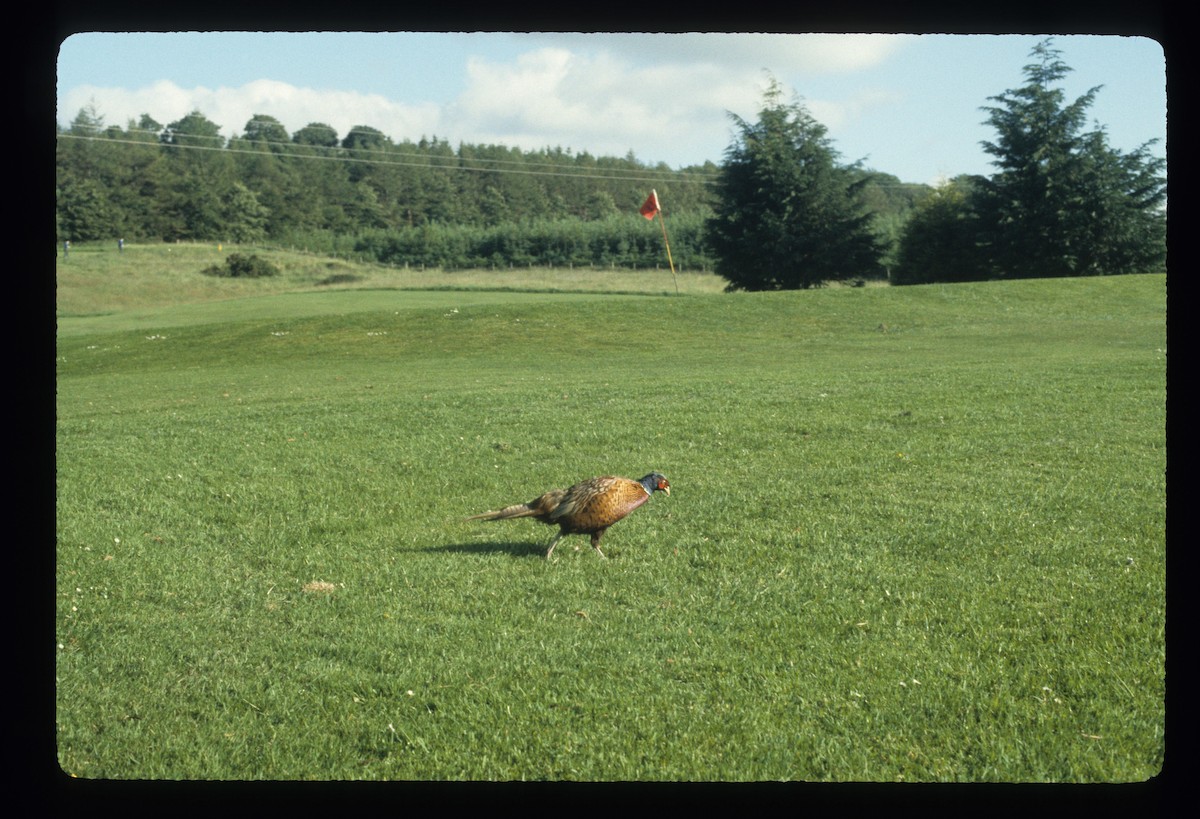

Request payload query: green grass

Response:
[56,247,1166,781]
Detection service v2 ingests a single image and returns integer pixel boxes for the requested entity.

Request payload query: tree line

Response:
[56,39,1164,286]
[705,40,1165,290]
[55,102,923,273]
[889,40,1166,283]
[56,109,713,241]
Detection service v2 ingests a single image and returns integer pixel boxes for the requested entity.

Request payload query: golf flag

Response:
[639,189,678,295]
[640,190,661,220]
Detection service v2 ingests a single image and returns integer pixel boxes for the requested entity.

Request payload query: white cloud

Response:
[439,39,908,165]
[59,79,443,143]
[441,46,772,163]
[807,88,906,131]
[57,33,910,167]
[526,33,909,75]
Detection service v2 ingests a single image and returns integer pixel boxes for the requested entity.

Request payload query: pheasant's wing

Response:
[527,488,568,519]
[549,476,613,521]
[551,476,649,528]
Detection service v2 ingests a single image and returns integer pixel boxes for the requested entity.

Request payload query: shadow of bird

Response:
[428,540,545,558]
[466,472,671,559]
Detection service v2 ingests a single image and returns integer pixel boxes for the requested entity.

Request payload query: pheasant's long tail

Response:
[465,503,538,522]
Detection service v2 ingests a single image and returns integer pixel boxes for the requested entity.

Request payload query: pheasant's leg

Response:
[590,530,608,559]
[545,531,564,559]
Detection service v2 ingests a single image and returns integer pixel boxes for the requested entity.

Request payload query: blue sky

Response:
[56,32,1166,185]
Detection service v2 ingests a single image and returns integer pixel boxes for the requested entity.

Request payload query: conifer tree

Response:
[975,39,1165,278]
[706,79,883,290]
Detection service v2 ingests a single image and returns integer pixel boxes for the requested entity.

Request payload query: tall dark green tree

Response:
[706,80,884,290]
[975,39,1165,278]
[1068,127,1166,275]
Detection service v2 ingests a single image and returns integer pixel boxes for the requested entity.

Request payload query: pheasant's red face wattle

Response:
[658,479,671,495]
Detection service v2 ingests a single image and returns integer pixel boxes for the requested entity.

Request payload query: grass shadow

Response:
[429,540,548,558]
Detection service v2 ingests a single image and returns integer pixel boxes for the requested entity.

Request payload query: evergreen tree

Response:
[706,80,883,290]
[68,104,105,136]
[1070,128,1166,275]
[975,39,1165,278]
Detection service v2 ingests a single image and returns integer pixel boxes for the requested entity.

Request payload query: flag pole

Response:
[641,189,679,295]
[657,210,679,296]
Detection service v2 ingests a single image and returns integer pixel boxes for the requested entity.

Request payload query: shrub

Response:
[202,253,280,278]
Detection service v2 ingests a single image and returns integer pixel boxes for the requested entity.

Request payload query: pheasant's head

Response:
[640,472,671,496]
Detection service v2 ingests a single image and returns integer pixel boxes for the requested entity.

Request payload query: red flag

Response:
[640,190,661,220]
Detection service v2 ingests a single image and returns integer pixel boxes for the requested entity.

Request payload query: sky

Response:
[55,32,1167,186]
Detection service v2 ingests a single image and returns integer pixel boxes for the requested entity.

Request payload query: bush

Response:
[202,253,280,278]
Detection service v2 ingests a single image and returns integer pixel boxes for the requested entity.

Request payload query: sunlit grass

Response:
[55,260,1165,781]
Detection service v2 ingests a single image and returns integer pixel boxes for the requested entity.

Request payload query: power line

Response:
[56,130,722,186]
[63,119,719,176]
[57,131,931,191]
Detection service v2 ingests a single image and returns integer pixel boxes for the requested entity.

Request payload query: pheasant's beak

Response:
[661,484,671,495]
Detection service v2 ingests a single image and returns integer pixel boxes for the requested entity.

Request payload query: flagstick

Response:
[657,211,679,295]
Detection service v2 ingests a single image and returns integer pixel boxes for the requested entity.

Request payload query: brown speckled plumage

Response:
[467,472,671,558]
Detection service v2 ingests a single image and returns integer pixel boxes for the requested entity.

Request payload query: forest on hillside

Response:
[55,106,929,272]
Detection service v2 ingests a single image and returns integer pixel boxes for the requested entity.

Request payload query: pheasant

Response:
[467,472,671,558]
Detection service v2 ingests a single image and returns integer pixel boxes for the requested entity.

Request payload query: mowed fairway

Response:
[55,256,1166,781]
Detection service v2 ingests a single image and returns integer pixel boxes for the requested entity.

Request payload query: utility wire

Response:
[57,131,721,185]
[59,127,930,190]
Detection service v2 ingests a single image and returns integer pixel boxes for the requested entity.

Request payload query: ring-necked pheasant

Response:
[467,472,671,558]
